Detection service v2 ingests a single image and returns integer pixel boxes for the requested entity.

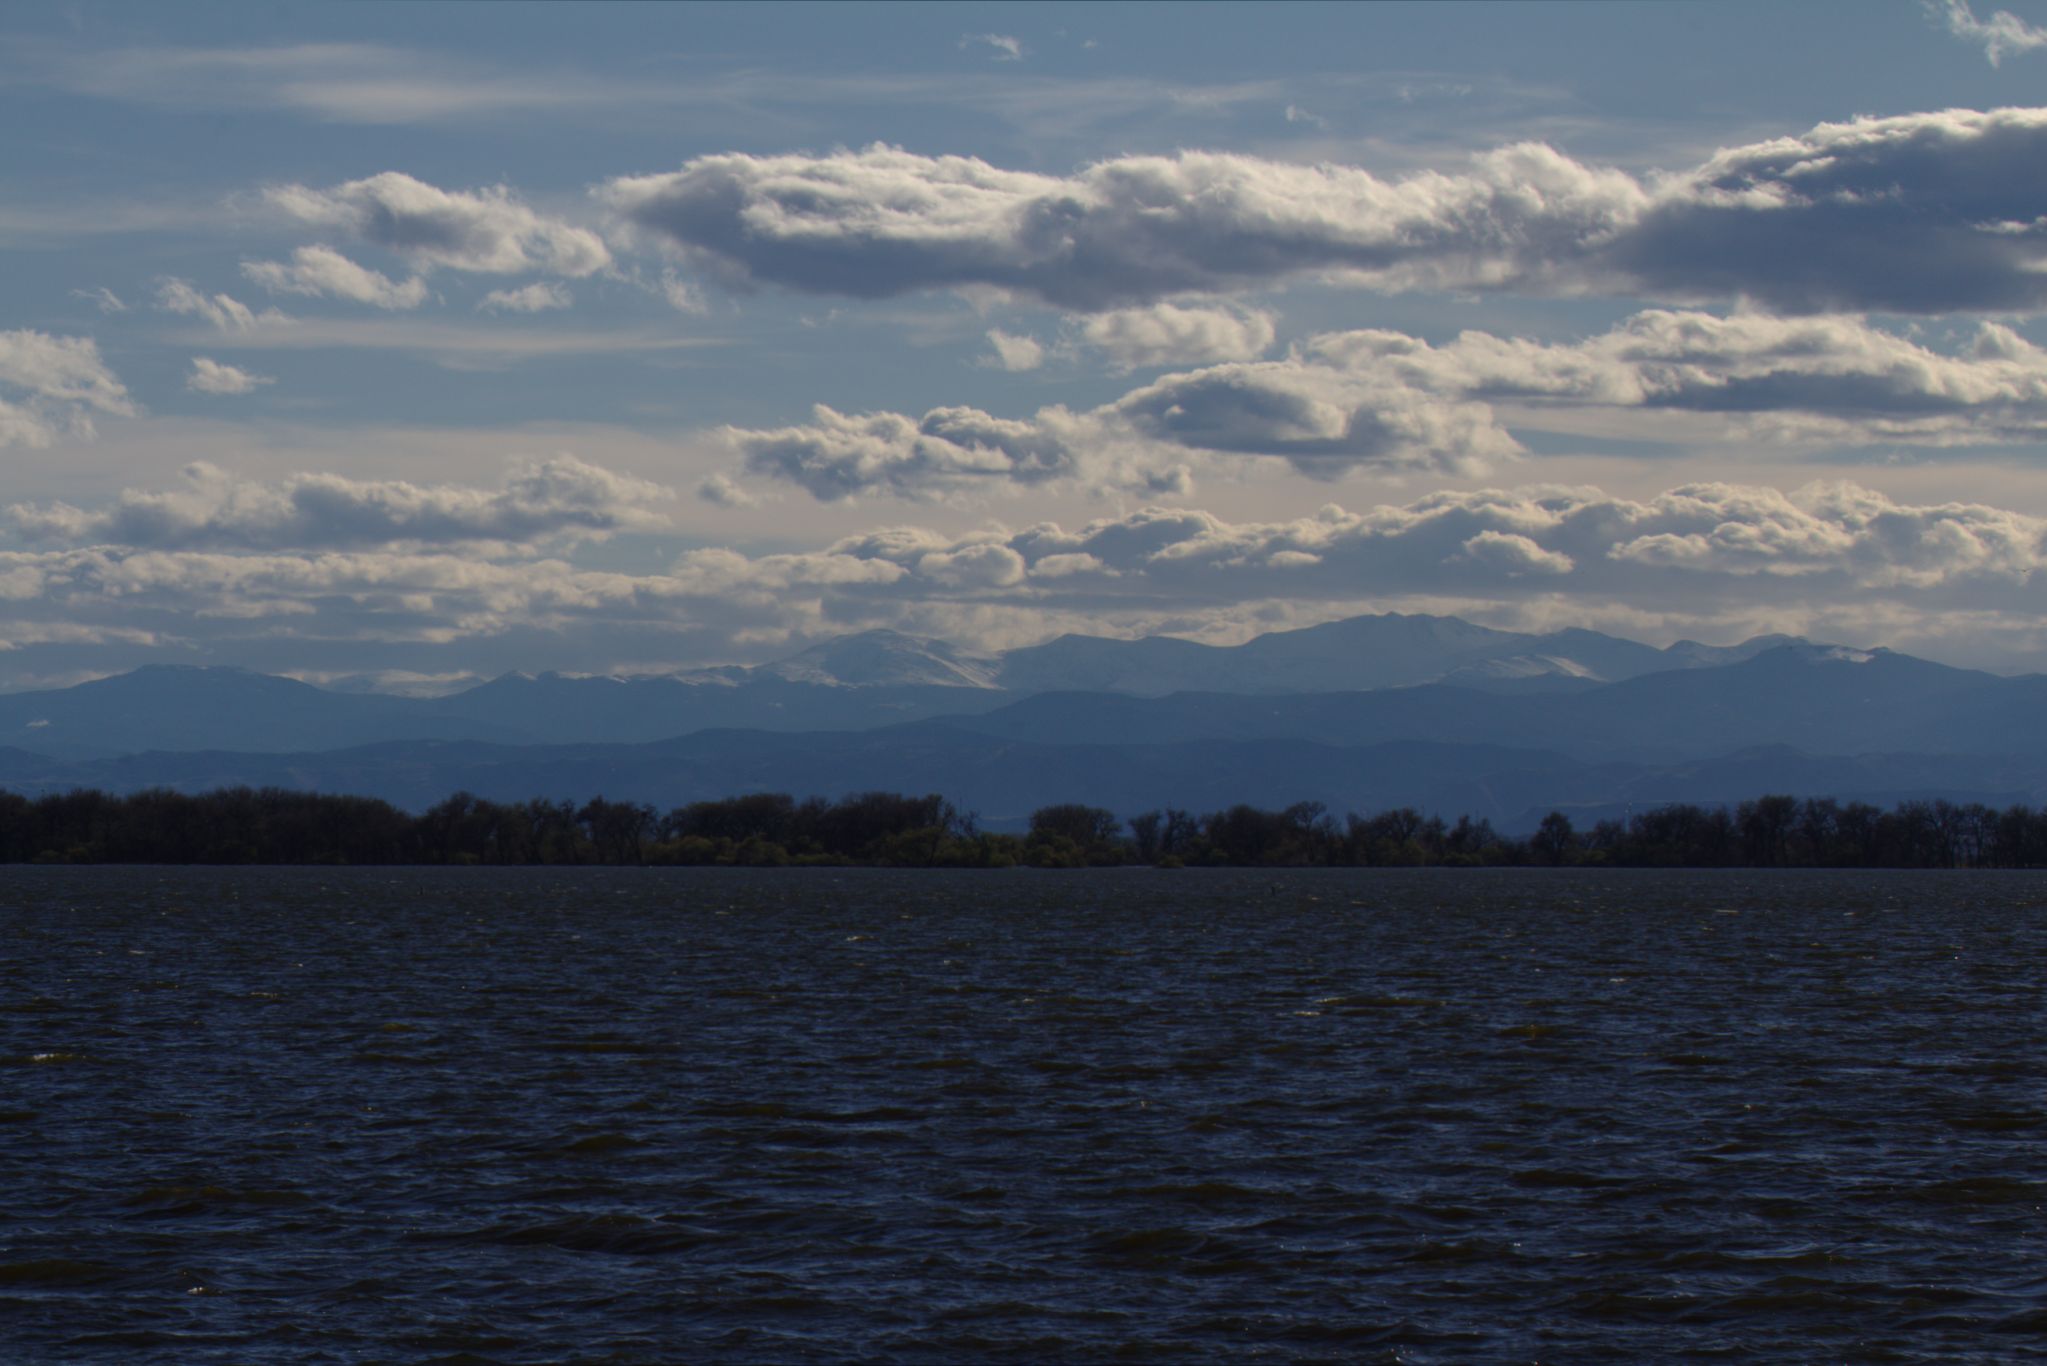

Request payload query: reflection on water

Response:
[4,866,2046,1360]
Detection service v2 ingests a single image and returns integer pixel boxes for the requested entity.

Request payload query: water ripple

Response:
[3,866,2046,1360]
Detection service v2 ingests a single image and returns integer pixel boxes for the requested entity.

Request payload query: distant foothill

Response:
[0,613,2040,833]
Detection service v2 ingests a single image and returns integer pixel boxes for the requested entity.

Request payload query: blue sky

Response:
[4,0,2047,689]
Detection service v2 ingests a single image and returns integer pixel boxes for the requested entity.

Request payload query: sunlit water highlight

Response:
[5,867,2047,1361]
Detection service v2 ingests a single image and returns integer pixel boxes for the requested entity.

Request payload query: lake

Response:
[4,866,2045,1361]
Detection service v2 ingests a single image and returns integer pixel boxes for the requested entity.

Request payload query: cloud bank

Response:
[9,455,668,552]
[724,309,2047,501]
[5,478,2042,675]
[768,482,2047,613]
[1311,309,2047,446]
[601,109,2047,314]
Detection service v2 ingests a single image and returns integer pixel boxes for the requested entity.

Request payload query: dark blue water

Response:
[5,867,2046,1361]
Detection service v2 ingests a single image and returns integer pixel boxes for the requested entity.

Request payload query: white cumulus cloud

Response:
[1459,530,1575,577]
[727,309,2047,502]
[266,171,611,275]
[730,404,1087,502]
[242,245,428,309]
[478,281,572,313]
[6,479,2046,676]
[1306,309,2047,446]
[787,482,2047,631]
[0,331,133,448]
[983,329,1045,372]
[156,278,277,331]
[1080,303,1277,371]
[186,357,273,395]
[600,109,2047,314]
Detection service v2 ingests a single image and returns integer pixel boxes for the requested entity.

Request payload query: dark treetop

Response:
[2,786,2040,869]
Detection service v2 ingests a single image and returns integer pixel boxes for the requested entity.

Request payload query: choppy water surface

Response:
[6,867,2047,1361]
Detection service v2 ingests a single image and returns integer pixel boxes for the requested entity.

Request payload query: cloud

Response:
[1309,309,2047,447]
[369,469,2021,666]
[602,141,1627,309]
[1079,303,1277,370]
[24,39,1144,131]
[1105,358,1515,476]
[242,245,429,309]
[729,404,1086,501]
[0,403,55,450]
[0,331,133,448]
[162,315,719,367]
[186,358,272,395]
[1613,108,2047,314]
[695,473,760,508]
[71,287,125,314]
[727,328,1534,502]
[0,545,748,659]
[1936,0,2047,64]
[0,332,132,416]
[659,269,705,314]
[983,328,1045,371]
[9,455,669,552]
[20,41,611,125]
[961,33,1027,61]
[478,281,573,313]
[916,542,1029,588]
[1294,309,2047,451]
[266,171,611,275]
[600,110,2047,314]
[7,478,2046,675]
[156,278,277,331]
[1458,530,1574,577]
[717,367,1407,503]
[1598,482,2043,586]
[737,481,2047,624]
[733,309,2047,501]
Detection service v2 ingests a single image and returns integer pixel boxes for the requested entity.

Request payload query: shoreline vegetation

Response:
[0,786,2041,870]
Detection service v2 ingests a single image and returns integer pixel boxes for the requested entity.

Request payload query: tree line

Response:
[1,786,2046,869]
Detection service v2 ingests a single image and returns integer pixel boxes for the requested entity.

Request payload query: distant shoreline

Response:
[0,785,2035,871]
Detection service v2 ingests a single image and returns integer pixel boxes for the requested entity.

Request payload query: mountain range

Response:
[679,614,1816,696]
[0,612,1847,758]
[0,612,2038,829]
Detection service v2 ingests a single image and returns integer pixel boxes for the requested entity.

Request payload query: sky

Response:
[5,0,2047,691]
